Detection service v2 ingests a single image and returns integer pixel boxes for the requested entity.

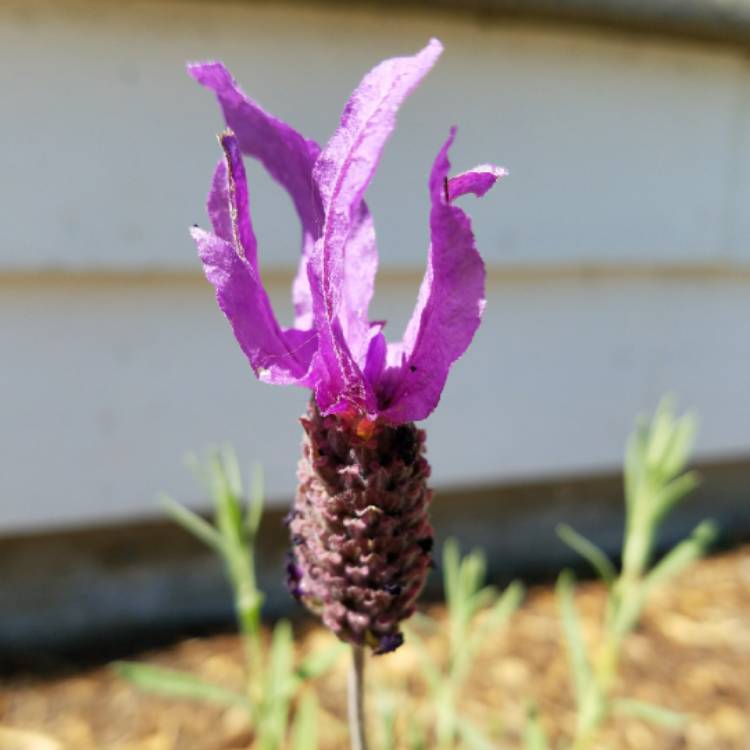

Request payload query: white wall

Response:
[2,0,749,531]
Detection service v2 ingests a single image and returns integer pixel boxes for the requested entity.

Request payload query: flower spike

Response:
[189,40,505,652]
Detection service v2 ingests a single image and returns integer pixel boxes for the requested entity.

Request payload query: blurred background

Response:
[2,0,750,655]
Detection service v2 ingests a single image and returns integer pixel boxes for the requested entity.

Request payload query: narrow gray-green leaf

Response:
[522,702,549,750]
[221,444,243,501]
[645,396,676,470]
[659,412,697,479]
[402,626,442,692]
[613,698,686,728]
[158,494,222,552]
[443,538,461,612]
[247,462,265,538]
[653,471,700,522]
[268,619,295,696]
[291,690,319,750]
[114,661,246,707]
[462,581,524,677]
[295,640,346,681]
[556,570,591,710]
[645,520,717,591]
[375,689,398,750]
[210,452,244,546]
[557,524,616,585]
[456,716,500,750]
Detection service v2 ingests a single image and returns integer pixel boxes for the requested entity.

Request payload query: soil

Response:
[1,544,748,750]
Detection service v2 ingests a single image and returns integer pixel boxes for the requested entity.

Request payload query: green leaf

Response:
[645,396,676,470]
[443,538,461,613]
[375,689,398,750]
[645,520,717,592]
[460,550,487,606]
[259,620,296,750]
[522,702,549,750]
[653,471,700,523]
[407,714,428,750]
[623,418,648,511]
[468,585,497,620]
[291,690,319,750]
[210,451,244,548]
[461,581,524,683]
[158,494,223,553]
[660,411,697,479]
[295,640,346,682]
[113,661,247,708]
[402,626,442,693]
[556,570,591,710]
[557,524,616,585]
[613,698,686,729]
[268,619,295,698]
[456,716,499,750]
[247,462,265,538]
[221,444,243,501]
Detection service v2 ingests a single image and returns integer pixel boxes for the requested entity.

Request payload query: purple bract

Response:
[188,39,505,425]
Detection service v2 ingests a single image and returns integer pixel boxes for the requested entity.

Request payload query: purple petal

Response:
[192,228,315,384]
[187,61,322,327]
[218,131,257,265]
[308,39,443,414]
[448,165,508,200]
[207,159,232,242]
[363,326,387,387]
[192,131,316,384]
[189,60,381,341]
[380,130,503,423]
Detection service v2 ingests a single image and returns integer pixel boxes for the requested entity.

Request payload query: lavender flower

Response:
[188,40,504,653]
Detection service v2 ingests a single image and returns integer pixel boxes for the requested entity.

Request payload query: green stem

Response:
[435,682,456,750]
[226,544,264,713]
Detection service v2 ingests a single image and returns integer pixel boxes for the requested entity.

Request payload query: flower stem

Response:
[348,645,369,750]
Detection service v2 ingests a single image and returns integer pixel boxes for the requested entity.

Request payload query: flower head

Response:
[189,40,505,652]
[188,39,505,425]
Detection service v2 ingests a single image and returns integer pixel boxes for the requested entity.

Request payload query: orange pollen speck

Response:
[355,417,377,441]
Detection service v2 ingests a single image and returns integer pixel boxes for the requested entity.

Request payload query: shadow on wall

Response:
[1,455,747,669]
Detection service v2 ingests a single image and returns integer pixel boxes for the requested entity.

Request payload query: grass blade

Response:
[613,698,686,729]
[247,462,265,538]
[457,717,500,750]
[645,520,717,591]
[291,690,319,750]
[402,625,442,692]
[523,702,549,750]
[114,662,246,708]
[158,494,222,552]
[556,570,591,710]
[295,641,346,682]
[557,524,616,585]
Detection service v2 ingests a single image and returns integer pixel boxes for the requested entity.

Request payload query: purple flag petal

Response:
[207,159,232,242]
[187,61,322,327]
[188,60,381,338]
[308,39,443,414]
[193,228,316,384]
[448,164,508,200]
[192,131,316,385]
[380,129,504,423]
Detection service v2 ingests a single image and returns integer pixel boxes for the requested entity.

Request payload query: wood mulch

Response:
[1,544,748,750]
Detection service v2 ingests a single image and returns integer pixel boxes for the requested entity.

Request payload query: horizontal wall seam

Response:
[2,263,750,287]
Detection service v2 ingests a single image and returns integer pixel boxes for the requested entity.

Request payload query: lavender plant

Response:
[115,448,343,750]
[527,400,717,749]
[187,39,505,748]
[404,540,523,750]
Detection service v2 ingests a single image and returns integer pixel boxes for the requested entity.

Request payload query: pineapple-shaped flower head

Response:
[188,40,505,654]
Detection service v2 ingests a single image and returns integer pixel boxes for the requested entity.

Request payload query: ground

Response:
[1,544,748,750]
